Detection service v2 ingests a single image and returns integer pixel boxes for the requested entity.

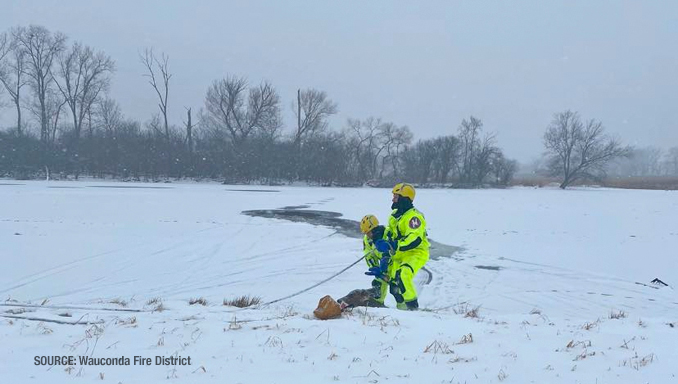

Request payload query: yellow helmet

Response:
[392,183,415,201]
[360,214,379,234]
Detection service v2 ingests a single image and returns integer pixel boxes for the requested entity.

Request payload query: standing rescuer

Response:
[375,183,429,310]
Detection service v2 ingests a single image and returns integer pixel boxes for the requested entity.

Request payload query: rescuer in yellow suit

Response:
[359,214,392,307]
[374,183,429,310]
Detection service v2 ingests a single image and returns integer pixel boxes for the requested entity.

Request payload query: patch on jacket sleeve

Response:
[408,217,421,229]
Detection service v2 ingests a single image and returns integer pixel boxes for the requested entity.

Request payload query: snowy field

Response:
[1,180,677,383]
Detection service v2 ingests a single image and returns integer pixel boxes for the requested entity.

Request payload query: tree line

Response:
[3,24,670,189]
[0,24,520,187]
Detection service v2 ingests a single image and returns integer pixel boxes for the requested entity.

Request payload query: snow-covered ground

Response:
[1,180,677,383]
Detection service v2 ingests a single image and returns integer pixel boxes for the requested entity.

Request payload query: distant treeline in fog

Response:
[1,25,676,188]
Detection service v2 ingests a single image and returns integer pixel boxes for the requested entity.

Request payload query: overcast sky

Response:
[2,0,677,162]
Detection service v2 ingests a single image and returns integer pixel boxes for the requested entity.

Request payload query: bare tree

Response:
[47,91,67,145]
[381,123,412,179]
[544,110,631,189]
[607,146,663,177]
[297,131,350,185]
[204,76,281,145]
[140,48,170,140]
[146,113,163,136]
[140,48,176,176]
[24,86,66,145]
[292,88,338,146]
[14,25,66,142]
[203,76,281,181]
[402,139,437,184]
[90,97,123,176]
[183,106,198,175]
[632,146,662,176]
[0,32,16,114]
[431,135,460,184]
[491,151,518,186]
[457,116,483,183]
[455,116,502,186]
[95,97,123,136]
[344,117,384,181]
[662,147,678,176]
[342,118,415,182]
[249,81,282,139]
[470,133,499,185]
[0,32,7,64]
[55,42,114,144]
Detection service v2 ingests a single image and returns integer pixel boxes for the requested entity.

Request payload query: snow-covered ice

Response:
[1,181,677,383]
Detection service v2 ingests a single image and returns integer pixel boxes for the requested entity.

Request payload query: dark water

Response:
[88,185,174,189]
[242,207,463,261]
[475,265,502,271]
[225,189,280,193]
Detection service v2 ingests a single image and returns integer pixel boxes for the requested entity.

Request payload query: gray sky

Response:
[2,0,677,162]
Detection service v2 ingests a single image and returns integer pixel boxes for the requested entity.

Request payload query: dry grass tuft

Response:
[602,176,678,190]
[167,368,178,379]
[110,298,128,307]
[453,302,481,318]
[452,302,470,315]
[464,306,480,318]
[144,297,165,312]
[573,350,596,361]
[263,336,283,348]
[610,310,627,319]
[227,315,242,331]
[192,366,207,374]
[498,369,508,381]
[115,316,137,327]
[456,333,474,344]
[512,175,678,190]
[223,295,262,308]
[449,355,477,364]
[344,308,399,329]
[620,352,656,370]
[620,337,635,349]
[64,323,105,356]
[423,340,453,354]
[274,305,299,319]
[582,319,600,331]
[189,297,208,306]
[564,340,592,350]
[146,297,162,306]
[37,322,53,334]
